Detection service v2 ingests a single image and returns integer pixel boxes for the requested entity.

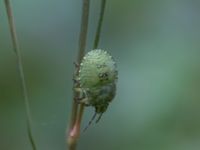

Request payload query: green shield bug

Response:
[74,49,118,131]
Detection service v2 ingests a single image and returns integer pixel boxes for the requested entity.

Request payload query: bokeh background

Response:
[1,0,200,150]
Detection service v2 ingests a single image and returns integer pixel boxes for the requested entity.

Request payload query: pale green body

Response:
[75,49,118,114]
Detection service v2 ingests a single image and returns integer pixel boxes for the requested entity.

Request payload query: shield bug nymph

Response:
[74,49,118,130]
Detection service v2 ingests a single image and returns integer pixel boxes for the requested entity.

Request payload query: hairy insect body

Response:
[75,49,117,125]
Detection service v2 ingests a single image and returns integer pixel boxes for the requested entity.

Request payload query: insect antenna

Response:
[83,112,97,132]
[95,113,103,123]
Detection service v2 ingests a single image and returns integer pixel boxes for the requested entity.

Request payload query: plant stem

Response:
[67,0,90,149]
[93,0,107,49]
[77,0,90,64]
[4,1,37,150]
[68,104,85,150]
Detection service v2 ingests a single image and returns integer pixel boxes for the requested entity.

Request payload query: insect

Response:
[74,49,118,131]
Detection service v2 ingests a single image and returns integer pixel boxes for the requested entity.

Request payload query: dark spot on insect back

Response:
[98,72,109,81]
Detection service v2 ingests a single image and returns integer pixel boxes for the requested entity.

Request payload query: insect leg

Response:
[74,87,82,93]
[83,112,97,132]
[96,113,103,123]
[74,88,90,106]
[73,62,80,68]
[72,62,81,85]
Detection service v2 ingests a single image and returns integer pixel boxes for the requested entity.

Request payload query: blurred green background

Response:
[1,0,200,150]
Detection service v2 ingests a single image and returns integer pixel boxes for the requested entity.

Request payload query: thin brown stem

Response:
[69,0,90,129]
[93,0,107,49]
[77,0,90,64]
[4,0,37,150]
[67,0,90,149]
[68,104,85,150]
[70,104,85,138]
